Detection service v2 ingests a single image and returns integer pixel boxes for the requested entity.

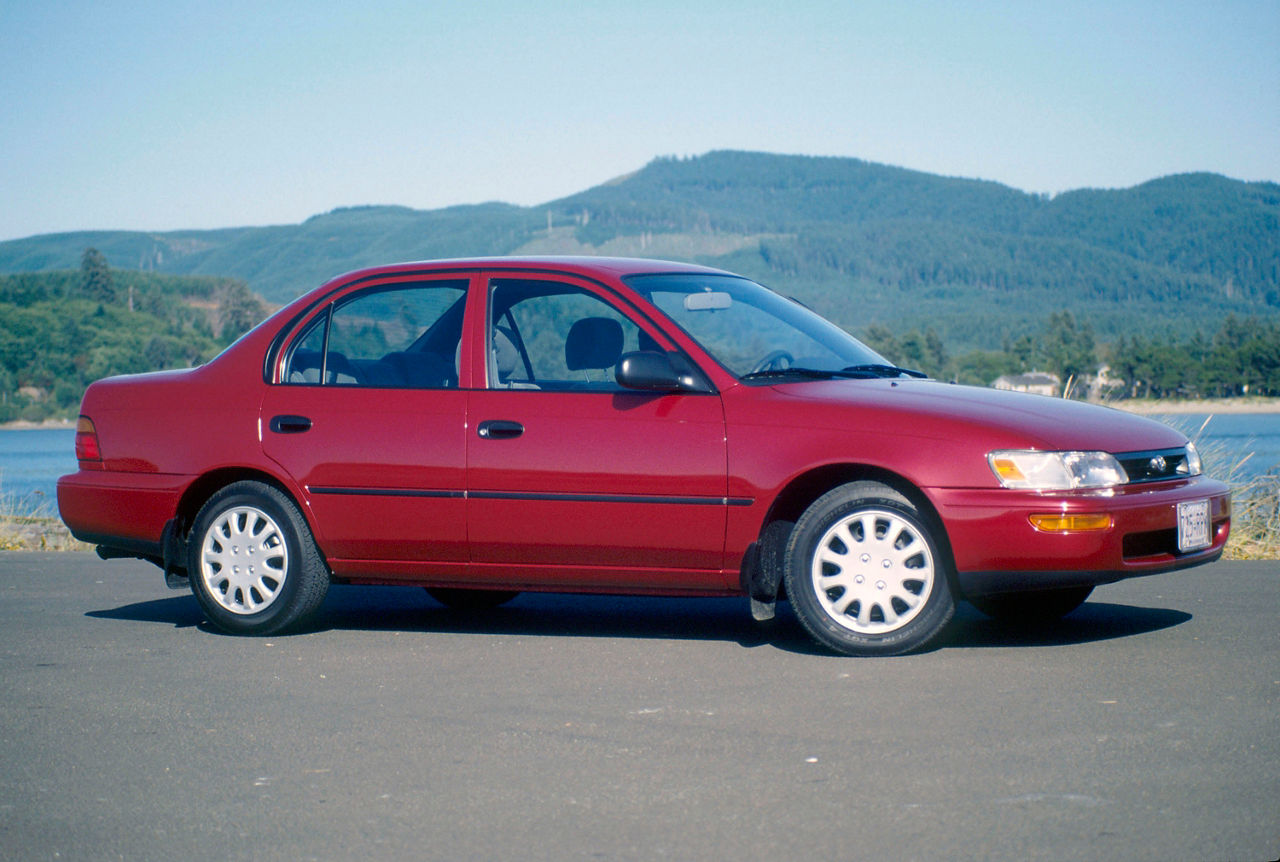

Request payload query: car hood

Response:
[767,378,1188,453]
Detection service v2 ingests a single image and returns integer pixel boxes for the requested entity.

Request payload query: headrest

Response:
[565,317,624,371]
[492,326,520,378]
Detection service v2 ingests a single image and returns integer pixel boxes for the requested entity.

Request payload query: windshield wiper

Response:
[739,367,846,382]
[839,364,928,379]
[739,364,928,382]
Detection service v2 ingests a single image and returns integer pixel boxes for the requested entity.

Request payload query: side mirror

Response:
[616,351,702,393]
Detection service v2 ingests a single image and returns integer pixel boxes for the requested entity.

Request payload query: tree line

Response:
[2,249,1277,425]
[0,251,266,423]
[863,311,1280,399]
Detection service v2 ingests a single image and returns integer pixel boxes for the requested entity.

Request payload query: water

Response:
[1151,413,1280,481]
[2,413,1277,518]
[0,428,76,516]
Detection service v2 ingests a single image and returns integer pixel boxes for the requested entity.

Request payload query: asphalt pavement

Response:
[0,552,1276,861]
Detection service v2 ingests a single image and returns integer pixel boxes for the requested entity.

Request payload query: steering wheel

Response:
[748,349,794,374]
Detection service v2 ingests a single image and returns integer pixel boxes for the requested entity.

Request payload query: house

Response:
[992,372,1061,396]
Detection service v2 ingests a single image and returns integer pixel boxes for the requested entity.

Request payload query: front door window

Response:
[486,278,644,391]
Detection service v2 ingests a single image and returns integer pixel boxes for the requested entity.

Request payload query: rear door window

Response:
[284,281,467,387]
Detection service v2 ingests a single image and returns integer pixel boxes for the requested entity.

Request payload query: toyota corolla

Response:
[58,257,1230,655]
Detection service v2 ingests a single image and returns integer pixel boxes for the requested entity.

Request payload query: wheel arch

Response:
[170,468,326,573]
[177,468,302,529]
[744,463,958,601]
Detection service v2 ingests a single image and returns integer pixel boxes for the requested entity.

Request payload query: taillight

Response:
[75,416,102,462]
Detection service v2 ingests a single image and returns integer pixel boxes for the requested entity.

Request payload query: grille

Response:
[1117,448,1190,484]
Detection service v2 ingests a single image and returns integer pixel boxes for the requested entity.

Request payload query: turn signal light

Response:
[991,457,1027,483]
[1029,513,1113,533]
[75,416,102,462]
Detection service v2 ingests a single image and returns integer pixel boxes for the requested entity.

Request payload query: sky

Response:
[1,0,1277,242]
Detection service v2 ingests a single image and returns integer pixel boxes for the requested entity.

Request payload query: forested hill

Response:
[2,151,1276,350]
[0,267,265,422]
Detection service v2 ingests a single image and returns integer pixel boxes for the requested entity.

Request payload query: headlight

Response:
[988,450,1129,490]
[1181,442,1203,476]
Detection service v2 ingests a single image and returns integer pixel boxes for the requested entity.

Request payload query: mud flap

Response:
[742,520,794,621]
[161,518,190,589]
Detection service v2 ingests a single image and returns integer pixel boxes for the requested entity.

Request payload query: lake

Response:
[1,428,76,516]
[1150,413,1280,480]
[2,412,1278,518]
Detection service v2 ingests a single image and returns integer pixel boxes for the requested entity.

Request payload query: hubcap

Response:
[811,508,935,634]
[199,506,289,615]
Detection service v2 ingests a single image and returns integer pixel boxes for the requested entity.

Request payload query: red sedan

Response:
[58,257,1230,655]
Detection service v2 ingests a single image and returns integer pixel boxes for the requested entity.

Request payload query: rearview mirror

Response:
[683,291,732,311]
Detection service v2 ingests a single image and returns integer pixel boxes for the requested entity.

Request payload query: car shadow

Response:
[84,587,791,649]
[86,595,206,628]
[941,600,1193,649]
[317,587,804,651]
[87,586,1192,654]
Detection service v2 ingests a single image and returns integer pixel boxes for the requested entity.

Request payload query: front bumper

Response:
[927,475,1231,598]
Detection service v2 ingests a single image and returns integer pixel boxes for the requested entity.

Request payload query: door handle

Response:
[269,414,313,434]
[477,420,524,440]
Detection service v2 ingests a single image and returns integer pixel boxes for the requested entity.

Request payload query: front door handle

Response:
[269,414,312,434]
[477,420,524,440]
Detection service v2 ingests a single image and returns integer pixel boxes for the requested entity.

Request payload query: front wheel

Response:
[188,481,329,635]
[784,481,955,656]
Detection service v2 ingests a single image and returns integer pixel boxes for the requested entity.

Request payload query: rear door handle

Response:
[269,415,312,434]
[477,420,524,440]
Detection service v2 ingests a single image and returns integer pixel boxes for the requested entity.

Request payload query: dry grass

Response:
[1169,416,1280,560]
[0,515,89,551]
[0,485,90,551]
[1221,474,1280,560]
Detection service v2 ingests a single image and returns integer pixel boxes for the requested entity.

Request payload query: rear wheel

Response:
[188,481,329,635]
[426,588,520,610]
[785,481,955,656]
[970,586,1093,623]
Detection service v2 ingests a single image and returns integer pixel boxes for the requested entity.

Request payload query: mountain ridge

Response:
[2,150,1275,350]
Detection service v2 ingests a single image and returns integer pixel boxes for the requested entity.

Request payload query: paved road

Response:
[0,553,1276,862]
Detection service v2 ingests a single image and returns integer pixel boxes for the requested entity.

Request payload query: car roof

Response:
[331,256,737,283]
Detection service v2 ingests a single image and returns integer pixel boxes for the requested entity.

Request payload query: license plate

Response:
[1177,499,1211,552]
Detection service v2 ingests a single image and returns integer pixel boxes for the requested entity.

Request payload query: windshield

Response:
[625,273,893,379]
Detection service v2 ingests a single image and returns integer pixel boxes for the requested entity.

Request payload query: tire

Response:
[426,588,520,610]
[969,586,1093,623]
[188,481,329,635]
[784,481,955,656]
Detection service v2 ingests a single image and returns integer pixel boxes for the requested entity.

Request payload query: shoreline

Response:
[0,418,75,431]
[1098,397,1280,415]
